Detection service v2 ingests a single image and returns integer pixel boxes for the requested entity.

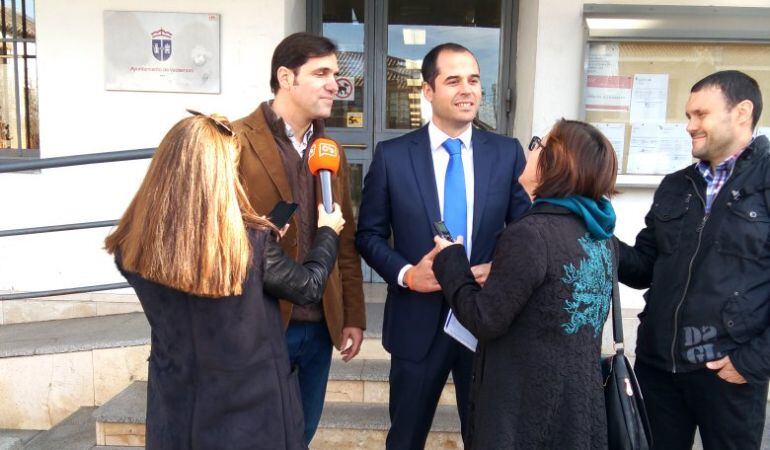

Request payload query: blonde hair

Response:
[105,114,277,297]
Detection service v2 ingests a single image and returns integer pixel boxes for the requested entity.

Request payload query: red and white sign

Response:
[334,77,355,101]
[585,75,633,112]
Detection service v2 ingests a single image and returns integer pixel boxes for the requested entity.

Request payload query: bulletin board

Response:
[583,42,770,177]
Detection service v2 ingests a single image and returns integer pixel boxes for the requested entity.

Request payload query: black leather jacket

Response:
[619,135,770,384]
[263,226,339,305]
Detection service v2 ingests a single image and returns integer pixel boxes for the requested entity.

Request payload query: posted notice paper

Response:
[630,74,669,123]
[585,75,633,112]
[591,122,626,171]
[586,43,619,76]
[444,309,477,352]
[626,123,692,175]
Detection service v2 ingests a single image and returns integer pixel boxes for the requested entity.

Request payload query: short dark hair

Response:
[421,43,477,89]
[270,32,338,94]
[533,119,618,201]
[691,70,763,129]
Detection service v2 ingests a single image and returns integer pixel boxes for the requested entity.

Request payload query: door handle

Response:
[341,144,367,149]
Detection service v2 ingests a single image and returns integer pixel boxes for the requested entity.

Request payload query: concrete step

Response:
[322,400,457,431]
[93,382,461,449]
[0,302,385,362]
[86,358,458,439]
[92,447,144,450]
[0,281,646,437]
[0,314,150,430]
[0,282,386,326]
[313,402,461,449]
[92,383,145,447]
[23,407,96,450]
[0,292,142,326]
[0,429,40,450]
[0,302,387,431]
[327,359,455,405]
[92,379,770,450]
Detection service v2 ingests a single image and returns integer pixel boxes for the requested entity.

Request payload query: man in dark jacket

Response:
[619,70,769,450]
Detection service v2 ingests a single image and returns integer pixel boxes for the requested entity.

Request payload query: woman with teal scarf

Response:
[432,119,618,449]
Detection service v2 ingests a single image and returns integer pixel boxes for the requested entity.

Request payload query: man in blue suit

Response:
[355,43,531,449]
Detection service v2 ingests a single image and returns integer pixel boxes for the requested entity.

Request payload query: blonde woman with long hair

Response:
[106,112,344,450]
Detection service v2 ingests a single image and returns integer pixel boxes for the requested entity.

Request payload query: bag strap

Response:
[610,238,625,350]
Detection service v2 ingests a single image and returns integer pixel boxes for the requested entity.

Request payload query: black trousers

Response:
[635,360,768,450]
[386,322,474,450]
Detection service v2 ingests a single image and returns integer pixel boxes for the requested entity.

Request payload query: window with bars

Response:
[0,0,37,159]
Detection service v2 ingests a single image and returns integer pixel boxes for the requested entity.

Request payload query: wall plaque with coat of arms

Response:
[104,11,220,93]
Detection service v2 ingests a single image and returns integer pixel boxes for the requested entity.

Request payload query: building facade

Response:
[1,0,769,315]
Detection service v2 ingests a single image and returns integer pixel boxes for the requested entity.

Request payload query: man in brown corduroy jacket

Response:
[233,32,365,446]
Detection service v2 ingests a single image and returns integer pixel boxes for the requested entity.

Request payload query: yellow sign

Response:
[346,112,363,128]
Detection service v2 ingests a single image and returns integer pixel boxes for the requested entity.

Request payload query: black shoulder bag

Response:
[601,240,653,450]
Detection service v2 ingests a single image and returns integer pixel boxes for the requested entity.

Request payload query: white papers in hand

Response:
[444,309,478,352]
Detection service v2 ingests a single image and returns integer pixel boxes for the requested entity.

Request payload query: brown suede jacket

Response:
[233,104,366,349]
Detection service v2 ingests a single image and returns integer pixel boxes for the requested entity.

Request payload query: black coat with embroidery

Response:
[618,135,770,383]
[433,203,614,450]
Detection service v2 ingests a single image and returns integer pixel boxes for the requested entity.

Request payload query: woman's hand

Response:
[433,235,464,252]
[278,224,290,238]
[318,203,345,235]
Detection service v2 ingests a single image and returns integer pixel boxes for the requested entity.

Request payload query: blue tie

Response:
[442,138,467,245]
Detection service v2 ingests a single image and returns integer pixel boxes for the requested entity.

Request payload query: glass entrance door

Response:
[309,0,516,281]
[383,0,504,131]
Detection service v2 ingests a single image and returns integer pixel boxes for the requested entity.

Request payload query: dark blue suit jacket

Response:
[356,125,531,361]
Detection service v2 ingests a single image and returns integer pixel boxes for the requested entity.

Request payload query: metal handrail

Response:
[0,220,119,238]
[0,148,155,173]
[0,283,130,301]
[0,148,156,300]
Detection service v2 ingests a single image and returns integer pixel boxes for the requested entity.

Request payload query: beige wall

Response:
[0,0,305,293]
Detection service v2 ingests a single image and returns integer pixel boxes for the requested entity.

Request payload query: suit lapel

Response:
[240,109,293,202]
[471,128,493,256]
[409,126,441,224]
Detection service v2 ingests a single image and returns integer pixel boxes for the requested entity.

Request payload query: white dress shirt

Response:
[398,122,475,287]
[285,122,314,157]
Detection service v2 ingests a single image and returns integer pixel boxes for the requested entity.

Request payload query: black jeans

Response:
[635,360,768,450]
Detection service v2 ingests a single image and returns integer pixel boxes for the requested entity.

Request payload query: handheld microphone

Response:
[308,137,341,213]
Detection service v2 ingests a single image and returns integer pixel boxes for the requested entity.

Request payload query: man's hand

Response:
[340,327,363,362]
[405,246,441,293]
[706,356,747,384]
[471,263,491,286]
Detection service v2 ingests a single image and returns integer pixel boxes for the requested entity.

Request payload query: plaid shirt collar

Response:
[696,151,742,182]
[695,139,752,213]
